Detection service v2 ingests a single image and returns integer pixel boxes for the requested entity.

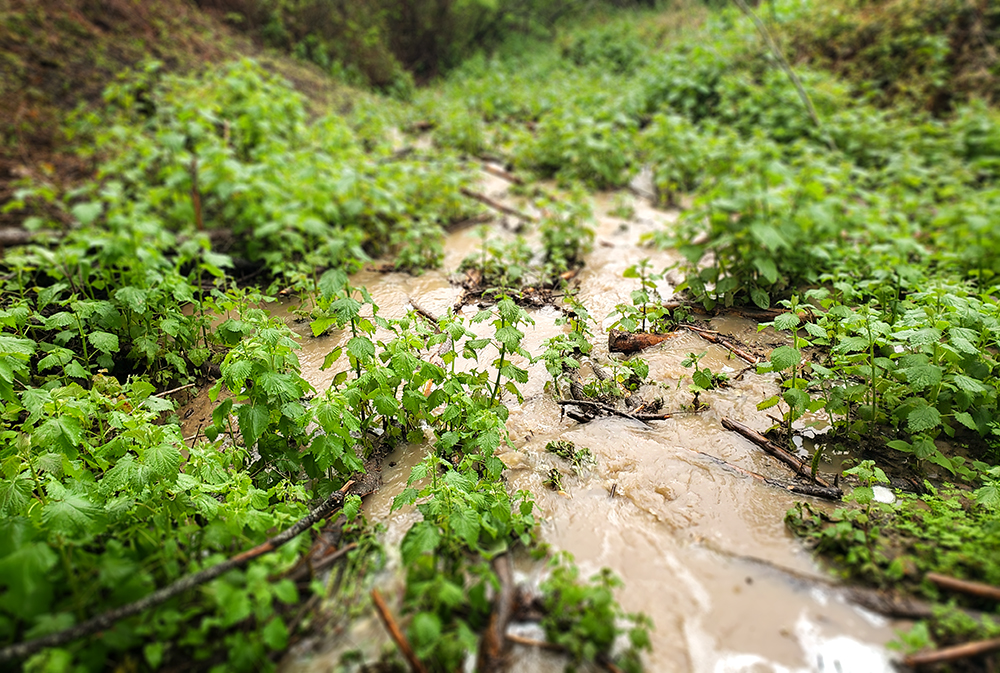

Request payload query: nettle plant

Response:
[610,259,673,333]
[540,293,594,391]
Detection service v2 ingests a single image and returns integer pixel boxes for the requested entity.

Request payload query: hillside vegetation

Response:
[1,0,1000,671]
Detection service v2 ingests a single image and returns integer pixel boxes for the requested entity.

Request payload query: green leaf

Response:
[903,364,942,391]
[262,617,289,650]
[88,331,120,355]
[908,405,942,433]
[753,257,778,284]
[0,473,32,515]
[34,417,83,457]
[401,521,440,565]
[143,442,182,481]
[41,491,102,539]
[749,287,770,310]
[409,612,442,656]
[772,312,800,332]
[346,336,375,361]
[954,411,978,431]
[236,404,270,448]
[768,345,801,372]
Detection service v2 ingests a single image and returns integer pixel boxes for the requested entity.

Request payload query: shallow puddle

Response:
[279,179,901,672]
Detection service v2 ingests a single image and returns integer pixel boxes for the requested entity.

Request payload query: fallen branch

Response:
[904,637,1000,668]
[0,481,354,665]
[926,572,1000,603]
[477,554,515,673]
[371,588,429,673]
[721,418,832,488]
[481,164,525,185]
[684,325,759,365]
[460,188,537,222]
[154,382,197,398]
[557,399,648,425]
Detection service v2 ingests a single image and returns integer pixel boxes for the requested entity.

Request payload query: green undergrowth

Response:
[0,50,648,671]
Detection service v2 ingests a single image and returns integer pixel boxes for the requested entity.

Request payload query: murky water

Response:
[279,175,901,672]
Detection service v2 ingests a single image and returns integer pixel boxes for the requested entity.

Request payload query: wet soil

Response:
[277,173,901,672]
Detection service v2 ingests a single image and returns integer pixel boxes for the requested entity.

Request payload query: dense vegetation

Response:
[3,0,1000,669]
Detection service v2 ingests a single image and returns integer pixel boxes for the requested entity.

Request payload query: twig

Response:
[481,164,525,185]
[371,588,428,673]
[926,572,1000,603]
[460,188,537,222]
[306,542,359,577]
[730,0,836,151]
[904,637,1000,667]
[721,417,832,488]
[154,382,197,397]
[556,399,648,425]
[684,325,759,365]
[0,481,354,664]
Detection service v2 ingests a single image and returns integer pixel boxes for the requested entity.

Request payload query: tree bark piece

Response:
[608,329,676,354]
[460,187,537,222]
[0,481,354,665]
[477,554,515,672]
[371,588,429,673]
[904,637,1000,667]
[926,572,1000,603]
[721,418,832,488]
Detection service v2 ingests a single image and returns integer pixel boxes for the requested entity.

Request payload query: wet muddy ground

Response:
[206,172,902,672]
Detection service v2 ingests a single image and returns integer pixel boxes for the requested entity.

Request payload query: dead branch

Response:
[481,164,525,185]
[460,187,537,222]
[0,481,354,665]
[721,418,832,488]
[557,399,649,425]
[684,325,759,365]
[477,554,515,673]
[371,588,429,673]
[926,572,1000,603]
[904,637,1000,667]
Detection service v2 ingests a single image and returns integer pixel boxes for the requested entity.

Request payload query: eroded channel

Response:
[268,175,899,672]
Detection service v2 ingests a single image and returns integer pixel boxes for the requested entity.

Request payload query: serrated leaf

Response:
[772,312,800,331]
[143,442,181,481]
[262,617,288,650]
[954,411,978,431]
[401,521,440,565]
[903,364,942,390]
[450,507,480,548]
[908,405,941,433]
[87,331,119,355]
[346,336,375,361]
[768,345,801,371]
[756,395,780,411]
[0,473,32,515]
[34,416,83,456]
[951,374,988,394]
[41,491,101,539]
[236,404,270,448]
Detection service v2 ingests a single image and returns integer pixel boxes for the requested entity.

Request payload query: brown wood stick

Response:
[481,164,525,185]
[154,382,197,397]
[371,588,428,673]
[904,637,1000,667]
[685,447,841,501]
[460,187,537,222]
[684,325,759,365]
[926,572,1000,603]
[721,418,832,488]
[0,481,354,664]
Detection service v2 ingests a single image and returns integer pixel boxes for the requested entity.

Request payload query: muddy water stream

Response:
[277,175,900,672]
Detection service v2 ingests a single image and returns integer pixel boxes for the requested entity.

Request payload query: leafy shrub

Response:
[560,23,648,74]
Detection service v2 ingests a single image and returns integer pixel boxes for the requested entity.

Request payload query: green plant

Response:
[545,440,594,473]
[681,350,728,409]
[609,259,672,333]
[540,553,652,673]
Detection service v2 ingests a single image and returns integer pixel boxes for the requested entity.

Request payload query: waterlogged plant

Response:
[681,351,728,409]
[546,440,594,473]
[540,293,594,391]
[538,192,595,280]
[610,259,672,333]
[459,226,534,292]
[391,453,536,667]
[540,553,653,673]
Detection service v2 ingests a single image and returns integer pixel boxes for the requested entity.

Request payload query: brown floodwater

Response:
[279,173,901,672]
